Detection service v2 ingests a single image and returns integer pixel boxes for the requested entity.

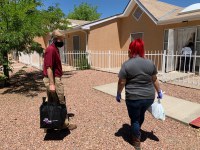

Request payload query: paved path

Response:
[93,82,200,125]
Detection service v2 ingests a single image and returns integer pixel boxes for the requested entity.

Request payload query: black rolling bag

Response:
[40,97,67,129]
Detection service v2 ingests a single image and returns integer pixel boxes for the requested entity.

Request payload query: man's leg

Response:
[42,77,52,133]
[55,77,77,130]
[43,77,52,102]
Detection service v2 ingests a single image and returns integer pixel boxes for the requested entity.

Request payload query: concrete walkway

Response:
[93,82,200,125]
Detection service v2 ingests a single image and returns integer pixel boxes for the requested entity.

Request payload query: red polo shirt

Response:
[43,43,63,77]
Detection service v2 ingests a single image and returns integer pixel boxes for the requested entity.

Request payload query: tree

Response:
[67,2,101,21]
[0,0,70,86]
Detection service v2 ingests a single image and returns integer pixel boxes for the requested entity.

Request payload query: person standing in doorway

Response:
[43,29,77,131]
[181,42,194,72]
[116,39,163,149]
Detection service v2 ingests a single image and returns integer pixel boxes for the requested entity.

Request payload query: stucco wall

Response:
[119,7,200,52]
[87,5,200,53]
[118,7,164,51]
[87,19,121,51]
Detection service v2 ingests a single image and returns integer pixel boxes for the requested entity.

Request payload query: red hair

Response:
[129,38,145,58]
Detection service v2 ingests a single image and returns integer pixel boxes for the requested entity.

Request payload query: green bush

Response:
[0,74,8,81]
[76,57,90,70]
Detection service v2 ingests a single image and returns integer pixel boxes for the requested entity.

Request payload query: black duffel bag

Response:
[40,97,67,129]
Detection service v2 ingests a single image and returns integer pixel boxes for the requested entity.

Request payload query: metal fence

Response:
[64,50,200,88]
[160,51,200,88]
[64,50,164,72]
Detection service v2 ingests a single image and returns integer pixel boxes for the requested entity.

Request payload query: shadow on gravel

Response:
[115,124,159,145]
[1,69,45,97]
[44,129,70,141]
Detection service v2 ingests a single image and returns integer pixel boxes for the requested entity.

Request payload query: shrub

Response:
[76,57,90,70]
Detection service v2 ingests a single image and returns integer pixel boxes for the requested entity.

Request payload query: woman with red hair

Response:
[116,39,163,149]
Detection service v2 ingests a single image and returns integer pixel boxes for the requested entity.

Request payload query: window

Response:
[163,30,169,51]
[196,27,200,54]
[73,36,80,51]
[130,32,143,42]
[132,7,143,21]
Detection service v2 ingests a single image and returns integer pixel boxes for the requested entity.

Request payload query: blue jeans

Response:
[126,99,154,138]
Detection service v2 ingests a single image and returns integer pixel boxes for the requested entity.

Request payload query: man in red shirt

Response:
[43,29,77,131]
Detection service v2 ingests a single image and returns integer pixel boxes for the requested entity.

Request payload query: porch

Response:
[62,50,200,89]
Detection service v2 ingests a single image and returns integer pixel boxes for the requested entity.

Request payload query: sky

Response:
[41,0,200,19]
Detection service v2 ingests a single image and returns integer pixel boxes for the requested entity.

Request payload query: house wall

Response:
[118,6,165,52]
[87,5,200,53]
[66,31,87,51]
[34,37,47,49]
[42,34,51,50]
[18,37,47,69]
[87,19,121,51]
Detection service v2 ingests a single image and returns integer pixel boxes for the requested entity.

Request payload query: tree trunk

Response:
[3,51,10,86]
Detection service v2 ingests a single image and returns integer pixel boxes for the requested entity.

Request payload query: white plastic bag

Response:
[148,99,165,121]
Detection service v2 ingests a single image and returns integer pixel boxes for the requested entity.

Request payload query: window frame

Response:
[132,6,144,21]
[130,32,144,42]
[196,26,200,54]
[163,29,169,51]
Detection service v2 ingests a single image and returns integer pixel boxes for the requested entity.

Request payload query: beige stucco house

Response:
[61,0,200,53]
[25,0,200,70]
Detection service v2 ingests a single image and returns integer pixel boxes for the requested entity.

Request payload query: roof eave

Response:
[81,16,119,30]
[64,27,83,34]
[118,0,136,18]
[80,0,135,30]
[157,14,200,25]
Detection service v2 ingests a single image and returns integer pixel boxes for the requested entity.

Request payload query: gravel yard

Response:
[0,64,200,150]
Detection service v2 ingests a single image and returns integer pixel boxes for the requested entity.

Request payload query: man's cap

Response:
[51,29,65,38]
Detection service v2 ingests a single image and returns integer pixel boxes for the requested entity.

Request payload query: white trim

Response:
[80,30,88,52]
[157,14,200,25]
[78,0,136,30]
[179,3,200,15]
[196,26,200,53]
[81,16,118,30]
[163,29,169,51]
[118,0,136,18]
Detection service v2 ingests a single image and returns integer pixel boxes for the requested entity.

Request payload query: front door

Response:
[73,35,80,51]
[165,27,197,72]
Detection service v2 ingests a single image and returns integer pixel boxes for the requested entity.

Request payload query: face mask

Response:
[55,41,64,48]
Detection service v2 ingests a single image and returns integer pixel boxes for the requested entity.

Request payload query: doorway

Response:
[164,27,197,72]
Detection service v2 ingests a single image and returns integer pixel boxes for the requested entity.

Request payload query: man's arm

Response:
[47,67,55,91]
